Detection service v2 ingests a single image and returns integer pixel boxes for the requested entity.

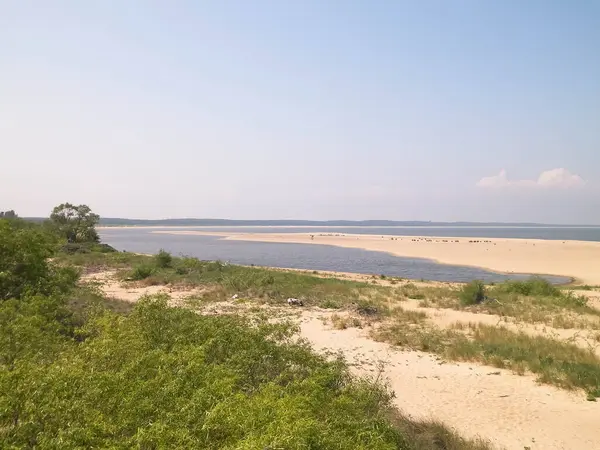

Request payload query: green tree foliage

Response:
[50,203,100,243]
[0,220,78,301]
[0,210,17,219]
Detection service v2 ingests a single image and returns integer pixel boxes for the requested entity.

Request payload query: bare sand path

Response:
[154,230,600,285]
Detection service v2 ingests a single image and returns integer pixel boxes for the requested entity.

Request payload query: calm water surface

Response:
[99,227,575,284]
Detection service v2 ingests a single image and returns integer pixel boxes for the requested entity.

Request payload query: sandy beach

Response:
[152,230,600,284]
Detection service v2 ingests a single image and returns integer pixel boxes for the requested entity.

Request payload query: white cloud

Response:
[477,168,585,189]
[536,168,585,187]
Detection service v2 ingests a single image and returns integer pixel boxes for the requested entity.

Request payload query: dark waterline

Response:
[99,228,571,284]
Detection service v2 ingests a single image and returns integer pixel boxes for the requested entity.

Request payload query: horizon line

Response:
[20,217,600,227]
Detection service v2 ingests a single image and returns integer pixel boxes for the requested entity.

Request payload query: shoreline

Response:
[99,224,600,230]
[247,265,576,286]
[151,230,600,285]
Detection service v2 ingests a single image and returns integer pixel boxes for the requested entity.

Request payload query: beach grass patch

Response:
[376,318,600,397]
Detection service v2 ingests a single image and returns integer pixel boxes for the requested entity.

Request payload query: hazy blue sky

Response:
[2,1,599,223]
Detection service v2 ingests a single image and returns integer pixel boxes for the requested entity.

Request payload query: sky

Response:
[1,1,599,224]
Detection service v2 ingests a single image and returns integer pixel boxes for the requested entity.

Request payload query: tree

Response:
[49,203,100,243]
[0,221,53,301]
[0,210,17,219]
[0,220,77,301]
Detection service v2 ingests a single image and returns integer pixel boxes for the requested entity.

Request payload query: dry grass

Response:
[330,313,363,330]
[376,316,600,398]
[387,410,494,450]
[401,280,600,330]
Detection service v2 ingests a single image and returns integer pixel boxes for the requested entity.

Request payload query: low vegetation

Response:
[1,208,494,448]
[409,277,600,329]
[459,280,485,305]
[399,283,426,300]
[59,250,398,311]
[376,313,600,398]
[4,294,409,448]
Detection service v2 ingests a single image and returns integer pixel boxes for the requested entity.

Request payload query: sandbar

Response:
[153,230,600,285]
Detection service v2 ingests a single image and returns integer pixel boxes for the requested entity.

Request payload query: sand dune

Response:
[154,230,600,284]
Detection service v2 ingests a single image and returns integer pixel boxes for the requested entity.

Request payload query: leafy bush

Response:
[1,296,406,449]
[497,276,560,297]
[129,264,155,280]
[561,290,589,308]
[173,256,203,275]
[154,249,173,268]
[460,280,486,305]
[0,219,78,300]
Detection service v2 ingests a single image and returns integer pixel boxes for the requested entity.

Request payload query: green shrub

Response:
[154,249,173,268]
[0,219,78,300]
[60,242,117,254]
[1,297,406,449]
[498,276,559,297]
[562,290,589,308]
[129,264,155,280]
[91,243,117,253]
[60,243,91,254]
[173,256,201,275]
[460,280,485,305]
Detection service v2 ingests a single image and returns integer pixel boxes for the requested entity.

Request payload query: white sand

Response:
[154,230,600,284]
[298,311,600,450]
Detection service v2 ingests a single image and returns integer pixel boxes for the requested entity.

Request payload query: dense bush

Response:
[495,276,560,297]
[460,280,486,305]
[154,249,173,268]
[0,295,407,449]
[129,264,155,280]
[0,219,78,301]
